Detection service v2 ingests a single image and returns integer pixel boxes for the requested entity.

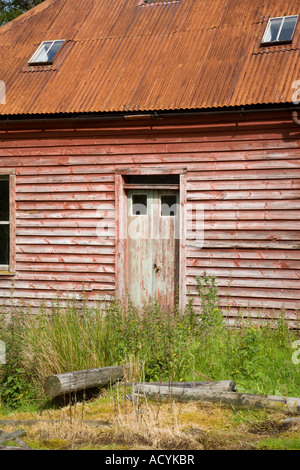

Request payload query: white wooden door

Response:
[126,190,179,310]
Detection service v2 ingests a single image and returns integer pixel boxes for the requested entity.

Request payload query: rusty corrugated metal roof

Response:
[0,0,299,116]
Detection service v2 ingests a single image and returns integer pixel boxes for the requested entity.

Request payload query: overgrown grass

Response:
[0,273,299,411]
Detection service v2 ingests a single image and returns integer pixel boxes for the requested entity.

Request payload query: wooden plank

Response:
[15,253,115,264]
[16,192,115,202]
[187,190,300,200]
[0,298,109,309]
[187,276,300,290]
[0,280,115,291]
[168,295,300,311]
[16,208,115,219]
[14,272,115,283]
[190,221,300,230]
[16,201,115,211]
[186,249,300,259]
[16,228,116,237]
[211,307,300,320]
[187,258,300,269]
[15,245,115,255]
[16,174,115,184]
[16,262,115,273]
[188,230,300,241]
[16,217,115,227]
[187,286,300,300]
[16,236,116,246]
[194,200,300,210]
[187,266,300,280]
[16,183,115,193]
[188,241,300,249]
[0,289,113,300]
[186,179,300,190]
[187,169,300,181]
[192,210,300,221]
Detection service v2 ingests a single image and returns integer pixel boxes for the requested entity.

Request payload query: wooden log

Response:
[279,417,300,427]
[44,366,124,398]
[0,419,111,428]
[0,430,26,445]
[132,380,236,391]
[0,445,32,451]
[132,385,300,415]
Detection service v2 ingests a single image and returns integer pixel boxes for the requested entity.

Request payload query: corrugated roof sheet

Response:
[0,0,299,115]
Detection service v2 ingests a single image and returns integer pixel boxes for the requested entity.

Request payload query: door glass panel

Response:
[132,194,147,215]
[161,195,177,216]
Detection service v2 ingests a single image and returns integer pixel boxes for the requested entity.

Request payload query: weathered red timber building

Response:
[0,0,300,326]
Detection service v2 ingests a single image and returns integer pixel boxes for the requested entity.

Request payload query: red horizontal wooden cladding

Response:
[0,111,299,326]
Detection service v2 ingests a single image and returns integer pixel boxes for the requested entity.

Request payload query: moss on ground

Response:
[0,392,299,450]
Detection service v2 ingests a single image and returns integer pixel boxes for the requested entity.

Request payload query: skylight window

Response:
[29,40,65,65]
[261,16,298,45]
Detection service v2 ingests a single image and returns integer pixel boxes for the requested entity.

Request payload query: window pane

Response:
[0,225,9,265]
[263,18,283,42]
[0,179,9,221]
[278,16,298,42]
[32,41,53,63]
[132,195,147,215]
[46,41,65,62]
[161,195,177,216]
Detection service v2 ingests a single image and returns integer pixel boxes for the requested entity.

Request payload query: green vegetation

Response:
[0,0,44,26]
[0,273,299,412]
[255,437,300,450]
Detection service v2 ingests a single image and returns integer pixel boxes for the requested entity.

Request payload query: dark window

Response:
[132,195,147,216]
[262,16,298,45]
[161,195,177,217]
[124,174,179,185]
[0,178,10,265]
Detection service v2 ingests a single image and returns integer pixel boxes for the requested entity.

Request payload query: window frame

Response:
[0,171,16,276]
[28,40,66,66]
[261,15,299,46]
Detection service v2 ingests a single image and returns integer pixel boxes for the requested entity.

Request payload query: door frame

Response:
[115,167,187,311]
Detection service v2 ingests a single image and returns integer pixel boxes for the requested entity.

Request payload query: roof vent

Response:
[28,40,65,65]
[261,15,298,45]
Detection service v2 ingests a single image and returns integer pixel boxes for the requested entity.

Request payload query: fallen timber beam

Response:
[132,384,300,415]
[131,380,236,391]
[0,429,27,445]
[0,445,32,451]
[44,366,124,398]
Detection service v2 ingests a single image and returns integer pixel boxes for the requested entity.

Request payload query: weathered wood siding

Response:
[0,112,299,326]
